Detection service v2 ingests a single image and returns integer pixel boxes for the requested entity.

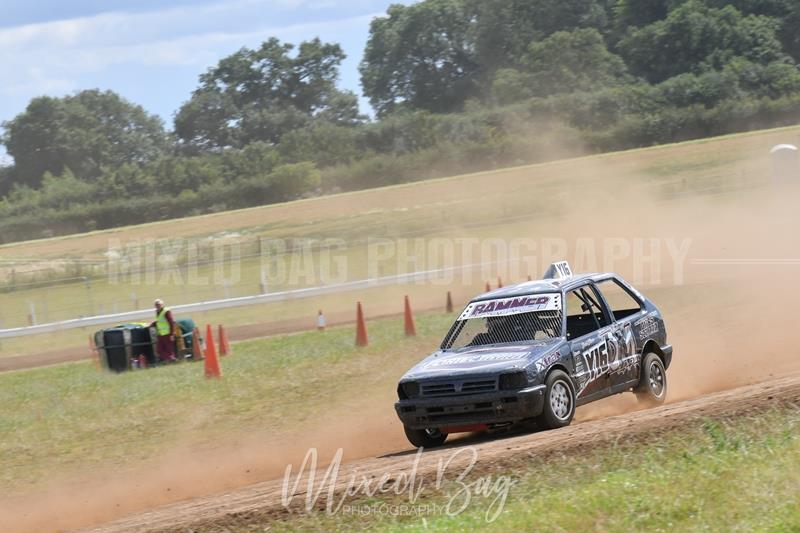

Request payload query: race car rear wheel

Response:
[538,370,575,429]
[404,426,447,448]
[636,352,667,406]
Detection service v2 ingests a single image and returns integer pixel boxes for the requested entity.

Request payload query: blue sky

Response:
[0,0,414,133]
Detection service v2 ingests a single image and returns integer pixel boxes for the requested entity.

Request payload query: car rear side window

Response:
[595,279,643,321]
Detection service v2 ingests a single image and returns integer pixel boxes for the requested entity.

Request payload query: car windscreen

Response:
[442,293,563,350]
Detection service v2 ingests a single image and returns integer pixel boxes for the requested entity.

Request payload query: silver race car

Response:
[395,262,671,448]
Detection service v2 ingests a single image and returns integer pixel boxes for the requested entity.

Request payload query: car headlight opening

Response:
[399,381,420,399]
[499,371,528,391]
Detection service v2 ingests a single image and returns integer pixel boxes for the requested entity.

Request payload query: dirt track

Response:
[80,374,800,532]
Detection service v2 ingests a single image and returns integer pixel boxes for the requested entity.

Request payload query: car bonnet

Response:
[401,337,563,380]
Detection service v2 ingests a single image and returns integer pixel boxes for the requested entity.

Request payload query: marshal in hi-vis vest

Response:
[155,307,172,336]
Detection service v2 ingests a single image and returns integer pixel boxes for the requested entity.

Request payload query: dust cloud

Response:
[0,397,407,532]
[4,140,800,532]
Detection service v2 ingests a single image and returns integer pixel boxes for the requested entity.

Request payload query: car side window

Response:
[565,286,609,340]
[595,279,643,321]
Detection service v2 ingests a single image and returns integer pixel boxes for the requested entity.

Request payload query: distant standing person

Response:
[151,299,177,363]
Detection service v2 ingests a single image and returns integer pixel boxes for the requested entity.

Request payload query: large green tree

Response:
[612,0,677,30]
[491,29,629,103]
[1,90,168,188]
[618,1,788,83]
[0,166,12,197]
[702,0,791,18]
[360,0,611,115]
[697,0,800,64]
[777,2,800,62]
[175,37,361,151]
[525,28,630,95]
[360,0,481,115]
[475,0,610,64]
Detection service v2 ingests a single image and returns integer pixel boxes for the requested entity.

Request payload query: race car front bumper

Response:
[395,385,546,430]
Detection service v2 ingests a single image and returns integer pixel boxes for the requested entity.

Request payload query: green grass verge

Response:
[0,312,454,491]
[261,407,800,532]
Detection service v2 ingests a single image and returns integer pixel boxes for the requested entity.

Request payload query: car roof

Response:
[470,272,615,302]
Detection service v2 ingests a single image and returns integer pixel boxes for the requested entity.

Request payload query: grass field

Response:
[0,274,783,496]
[0,125,794,341]
[1,122,797,486]
[0,277,693,493]
[4,295,798,533]
[264,407,800,532]
[2,124,800,532]
[0,312,455,492]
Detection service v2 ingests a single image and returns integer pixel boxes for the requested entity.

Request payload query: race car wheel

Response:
[636,352,667,405]
[538,370,575,429]
[404,426,447,448]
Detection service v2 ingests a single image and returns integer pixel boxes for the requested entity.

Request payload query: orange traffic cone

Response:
[404,295,416,337]
[355,302,368,347]
[204,324,222,378]
[485,281,491,292]
[497,277,503,288]
[446,291,454,313]
[191,327,204,360]
[218,325,231,356]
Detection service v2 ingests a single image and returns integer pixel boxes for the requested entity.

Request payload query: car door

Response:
[593,277,645,391]
[565,285,614,403]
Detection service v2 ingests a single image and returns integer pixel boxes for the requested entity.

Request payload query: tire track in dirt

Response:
[82,373,800,533]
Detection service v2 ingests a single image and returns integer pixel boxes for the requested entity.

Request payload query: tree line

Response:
[2,0,800,242]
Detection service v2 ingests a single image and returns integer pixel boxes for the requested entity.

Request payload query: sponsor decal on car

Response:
[535,351,561,373]
[578,339,609,384]
[634,315,659,340]
[573,326,640,396]
[459,294,561,320]
[423,352,528,368]
[609,323,638,375]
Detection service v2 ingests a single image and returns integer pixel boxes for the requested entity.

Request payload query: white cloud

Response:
[55,14,375,71]
[0,0,297,48]
[0,0,380,100]
[0,0,377,48]
[0,0,407,128]
[2,68,76,96]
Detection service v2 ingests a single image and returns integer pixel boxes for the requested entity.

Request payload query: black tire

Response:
[403,426,447,448]
[537,370,576,430]
[636,352,668,406]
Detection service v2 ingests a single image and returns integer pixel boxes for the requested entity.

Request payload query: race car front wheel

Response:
[636,352,668,406]
[404,426,447,448]
[538,370,575,429]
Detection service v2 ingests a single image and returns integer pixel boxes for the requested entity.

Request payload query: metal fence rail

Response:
[0,261,509,340]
